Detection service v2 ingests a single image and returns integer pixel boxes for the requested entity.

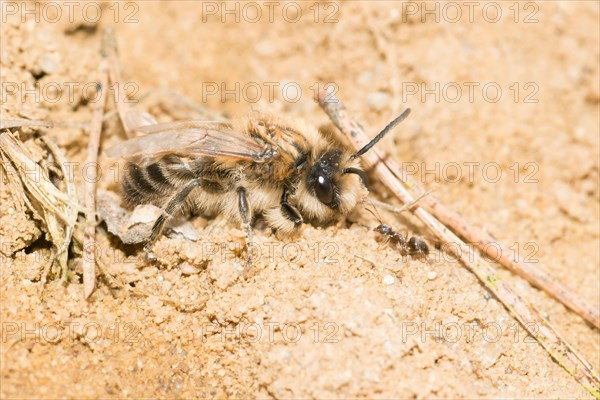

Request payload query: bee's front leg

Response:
[263,188,303,236]
[280,188,303,228]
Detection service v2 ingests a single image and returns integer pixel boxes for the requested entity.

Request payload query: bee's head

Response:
[295,108,411,221]
[298,148,368,217]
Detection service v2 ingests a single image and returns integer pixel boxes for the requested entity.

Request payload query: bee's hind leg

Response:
[236,187,254,268]
[144,178,202,260]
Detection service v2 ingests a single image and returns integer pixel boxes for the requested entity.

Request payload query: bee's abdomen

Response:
[121,155,195,207]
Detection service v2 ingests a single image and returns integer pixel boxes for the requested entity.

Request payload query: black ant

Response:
[365,204,430,260]
[406,235,430,260]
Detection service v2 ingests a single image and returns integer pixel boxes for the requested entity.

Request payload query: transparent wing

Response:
[124,109,158,130]
[105,119,270,161]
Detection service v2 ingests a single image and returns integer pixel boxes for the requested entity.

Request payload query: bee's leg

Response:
[280,188,303,227]
[236,187,253,266]
[145,178,202,259]
[262,189,303,236]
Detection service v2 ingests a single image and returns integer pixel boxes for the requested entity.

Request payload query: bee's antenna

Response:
[350,108,411,160]
[342,167,368,187]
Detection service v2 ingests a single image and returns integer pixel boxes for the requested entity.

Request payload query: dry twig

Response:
[101,27,134,138]
[41,137,78,281]
[316,89,600,398]
[383,145,600,329]
[0,119,88,130]
[82,31,110,298]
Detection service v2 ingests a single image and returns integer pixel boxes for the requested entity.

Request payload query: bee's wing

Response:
[124,109,159,130]
[105,120,269,161]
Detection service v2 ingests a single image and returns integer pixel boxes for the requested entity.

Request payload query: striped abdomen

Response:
[121,155,193,207]
[121,154,233,208]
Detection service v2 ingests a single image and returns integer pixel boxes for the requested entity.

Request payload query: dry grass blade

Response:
[134,88,227,121]
[41,137,78,281]
[0,119,88,130]
[0,152,28,213]
[101,27,134,138]
[0,131,80,280]
[0,132,81,221]
[316,89,600,398]
[82,33,111,299]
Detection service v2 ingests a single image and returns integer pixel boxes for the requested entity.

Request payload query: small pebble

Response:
[366,91,391,111]
[161,280,173,293]
[383,275,395,285]
[427,271,438,280]
[38,53,58,75]
[180,262,201,275]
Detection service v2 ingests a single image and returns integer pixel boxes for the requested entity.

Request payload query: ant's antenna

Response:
[364,199,384,224]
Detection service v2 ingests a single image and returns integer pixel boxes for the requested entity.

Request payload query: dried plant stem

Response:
[83,43,110,299]
[316,90,600,398]
[41,137,78,281]
[135,87,227,121]
[369,190,432,215]
[382,151,600,330]
[0,133,81,221]
[372,176,599,329]
[101,28,134,138]
[0,119,88,130]
[0,132,80,282]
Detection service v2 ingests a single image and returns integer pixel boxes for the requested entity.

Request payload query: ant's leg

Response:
[145,178,202,259]
[378,236,391,250]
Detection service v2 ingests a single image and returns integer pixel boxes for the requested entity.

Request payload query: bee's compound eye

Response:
[315,174,334,204]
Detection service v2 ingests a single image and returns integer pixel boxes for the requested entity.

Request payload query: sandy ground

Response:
[1,1,599,398]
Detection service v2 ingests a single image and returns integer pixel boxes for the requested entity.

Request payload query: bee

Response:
[365,205,430,260]
[106,108,412,256]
